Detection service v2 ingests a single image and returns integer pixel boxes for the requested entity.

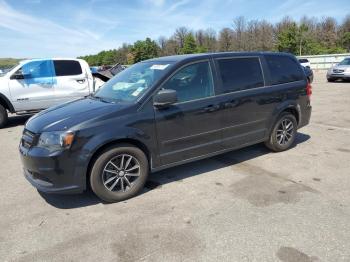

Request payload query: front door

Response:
[9,60,55,111]
[154,61,223,165]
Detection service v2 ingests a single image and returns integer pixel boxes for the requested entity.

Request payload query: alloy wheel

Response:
[102,154,141,192]
[276,119,294,146]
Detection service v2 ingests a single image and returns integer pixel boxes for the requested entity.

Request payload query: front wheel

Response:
[90,144,149,202]
[0,105,8,128]
[265,113,297,152]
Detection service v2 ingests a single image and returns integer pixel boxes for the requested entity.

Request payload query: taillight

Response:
[306,82,312,98]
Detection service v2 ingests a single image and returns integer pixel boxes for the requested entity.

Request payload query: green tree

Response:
[181,34,197,54]
[126,52,135,65]
[102,50,116,65]
[197,45,208,53]
[277,22,298,54]
[341,32,350,52]
[297,24,308,55]
[131,38,159,63]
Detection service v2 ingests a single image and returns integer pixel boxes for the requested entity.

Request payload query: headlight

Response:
[345,68,350,72]
[37,131,75,150]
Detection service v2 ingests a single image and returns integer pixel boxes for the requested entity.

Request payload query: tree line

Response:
[0,58,21,69]
[79,15,350,66]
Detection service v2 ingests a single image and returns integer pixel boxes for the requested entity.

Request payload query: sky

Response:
[0,0,349,58]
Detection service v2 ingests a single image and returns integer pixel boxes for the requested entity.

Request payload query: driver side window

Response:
[16,60,52,79]
[162,61,214,103]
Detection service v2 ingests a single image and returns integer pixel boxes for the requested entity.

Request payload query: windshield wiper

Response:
[91,95,123,104]
[90,95,111,103]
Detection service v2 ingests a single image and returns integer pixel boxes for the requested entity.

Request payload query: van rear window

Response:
[217,57,264,93]
[265,55,303,85]
[54,60,82,76]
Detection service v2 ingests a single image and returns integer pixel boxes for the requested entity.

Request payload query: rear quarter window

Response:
[53,60,82,76]
[216,57,264,93]
[266,55,304,85]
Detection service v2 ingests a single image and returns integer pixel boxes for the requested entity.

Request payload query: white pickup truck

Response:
[0,58,101,128]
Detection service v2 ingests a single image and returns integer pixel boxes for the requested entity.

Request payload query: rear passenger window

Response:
[54,60,82,76]
[217,57,264,93]
[265,55,303,85]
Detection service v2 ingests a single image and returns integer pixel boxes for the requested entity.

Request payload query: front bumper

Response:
[19,145,86,194]
[327,72,350,80]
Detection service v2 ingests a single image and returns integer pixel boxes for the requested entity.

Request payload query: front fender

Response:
[73,124,157,188]
[0,92,15,112]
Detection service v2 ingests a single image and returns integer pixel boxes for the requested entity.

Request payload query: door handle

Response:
[203,104,220,113]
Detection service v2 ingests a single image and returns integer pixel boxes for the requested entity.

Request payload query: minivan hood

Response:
[25,97,133,133]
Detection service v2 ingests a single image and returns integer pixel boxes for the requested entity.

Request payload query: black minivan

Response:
[20,52,312,202]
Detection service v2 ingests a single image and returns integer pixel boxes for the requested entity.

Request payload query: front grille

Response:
[333,69,344,73]
[21,129,38,149]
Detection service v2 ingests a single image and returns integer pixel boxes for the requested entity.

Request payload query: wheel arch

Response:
[0,93,15,113]
[268,103,301,136]
[85,138,151,188]
[282,106,300,125]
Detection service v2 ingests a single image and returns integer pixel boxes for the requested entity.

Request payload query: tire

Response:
[327,78,335,82]
[265,112,297,152]
[90,144,149,202]
[0,104,8,128]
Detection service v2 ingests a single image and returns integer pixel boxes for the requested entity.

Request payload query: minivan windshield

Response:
[339,58,350,66]
[94,61,174,102]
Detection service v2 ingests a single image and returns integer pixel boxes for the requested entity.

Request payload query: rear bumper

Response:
[299,103,312,129]
[19,145,86,194]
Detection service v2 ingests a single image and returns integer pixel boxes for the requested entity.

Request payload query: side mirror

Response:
[154,89,177,108]
[10,72,30,80]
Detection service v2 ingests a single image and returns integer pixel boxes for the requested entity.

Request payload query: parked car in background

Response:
[327,57,350,82]
[0,58,96,128]
[90,63,126,91]
[303,66,314,83]
[20,52,312,203]
[299,58,311,68]
[91,63,125,81]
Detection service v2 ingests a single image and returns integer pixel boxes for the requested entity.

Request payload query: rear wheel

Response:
[90,144,149,202]
[0,105,8,128]
[265,112,297,152]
